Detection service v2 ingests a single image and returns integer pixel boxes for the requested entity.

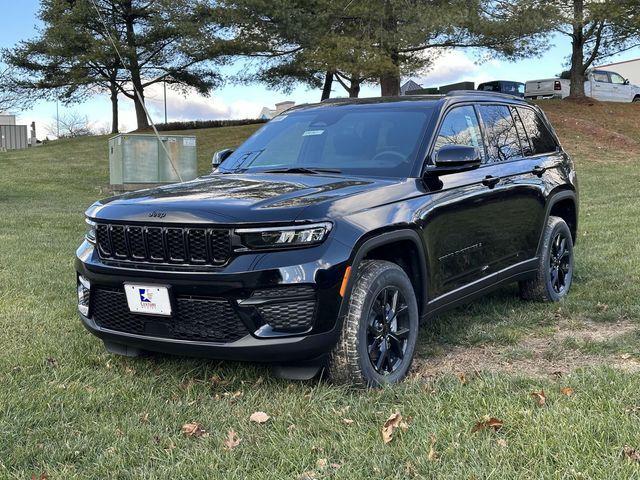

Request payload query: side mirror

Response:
[211,148,234,171]
[426,144,482,176]
[624,79,630,85]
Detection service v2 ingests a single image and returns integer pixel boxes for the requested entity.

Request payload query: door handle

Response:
[532,165,546,177]
[482,175,500,188]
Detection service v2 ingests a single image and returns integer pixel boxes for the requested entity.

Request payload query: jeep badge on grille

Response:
[148,211,167,218]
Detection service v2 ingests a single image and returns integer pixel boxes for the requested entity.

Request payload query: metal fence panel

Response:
[0,125,28,150]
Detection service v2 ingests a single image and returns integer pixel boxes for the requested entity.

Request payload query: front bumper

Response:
[75,237,351,363]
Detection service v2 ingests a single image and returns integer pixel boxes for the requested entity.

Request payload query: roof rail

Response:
[445,90,521,100]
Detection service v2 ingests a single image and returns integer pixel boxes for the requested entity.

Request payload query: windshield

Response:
[218,105,433,178]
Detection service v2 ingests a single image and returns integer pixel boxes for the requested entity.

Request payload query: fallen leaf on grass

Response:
[623,446,640,463]
[182,422,208,438]
[31,474,48,480]
[249,411,270,424]
[496,438,508,448]
[560,387,574,396]
[297,471,317,480]
[316,458,328,469]
[210,374,229,387]
[381,412,409,444]
[471,417,503,433]
[223,429,241,450]
[531,389,546,406]
[427,434,438,461]
[342,418,354,425]
[139,412,149,424]
[457,372,467,385]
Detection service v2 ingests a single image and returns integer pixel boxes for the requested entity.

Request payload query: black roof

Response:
[288,90,527,114]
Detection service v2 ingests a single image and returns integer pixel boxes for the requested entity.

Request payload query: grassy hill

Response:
[1,101,639,479]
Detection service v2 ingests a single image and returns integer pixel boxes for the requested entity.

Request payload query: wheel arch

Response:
[539,189,578,254]
[338,229,429,320]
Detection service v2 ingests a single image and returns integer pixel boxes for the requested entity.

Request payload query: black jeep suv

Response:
[75,92,578,386]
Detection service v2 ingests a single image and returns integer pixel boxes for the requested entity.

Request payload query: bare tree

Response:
[45,111,95,138]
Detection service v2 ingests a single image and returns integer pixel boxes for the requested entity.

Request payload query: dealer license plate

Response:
[124,284,172,316]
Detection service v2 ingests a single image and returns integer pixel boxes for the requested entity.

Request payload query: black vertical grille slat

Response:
[95,223,231,267]
[146,227,165,261]
[209,229,231,264]
[96,224,112,256]
[166,228,186,262]
[127,226,146,259]
[110,225,127,258]
[188,229,207,263]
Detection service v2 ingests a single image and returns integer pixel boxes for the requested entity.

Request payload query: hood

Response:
[88,173,421,224]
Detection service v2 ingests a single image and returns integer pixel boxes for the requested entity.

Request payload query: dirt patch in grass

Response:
[411,320,640,380]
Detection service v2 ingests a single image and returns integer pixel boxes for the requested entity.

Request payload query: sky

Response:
[2,0,640,138]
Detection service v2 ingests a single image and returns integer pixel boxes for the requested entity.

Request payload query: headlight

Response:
[235,222,332,250]
[85,218,97,243]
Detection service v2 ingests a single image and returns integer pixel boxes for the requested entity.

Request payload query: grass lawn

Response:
[1,102,640,479]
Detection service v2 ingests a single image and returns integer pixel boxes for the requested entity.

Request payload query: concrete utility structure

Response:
[258,101,295,120]
[597,58,640,85]
[0,113,29,151]
[108,133,197,188]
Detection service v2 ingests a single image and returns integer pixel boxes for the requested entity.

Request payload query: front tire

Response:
[328,260,419,387]
[519,216,574,302]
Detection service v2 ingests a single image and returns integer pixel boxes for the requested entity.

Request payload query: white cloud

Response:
[412,50,480,88]
[409,50,505,90]
[141,83,263,127]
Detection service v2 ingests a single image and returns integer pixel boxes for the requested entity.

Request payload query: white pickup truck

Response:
[525,70,640,102]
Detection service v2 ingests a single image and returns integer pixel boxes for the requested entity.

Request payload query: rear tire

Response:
[519,216,574,302]
[328,260,419,387]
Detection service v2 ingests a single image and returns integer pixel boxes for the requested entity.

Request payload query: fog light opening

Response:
[77,275,91,316]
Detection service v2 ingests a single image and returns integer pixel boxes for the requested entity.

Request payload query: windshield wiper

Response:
[262,167,342,175]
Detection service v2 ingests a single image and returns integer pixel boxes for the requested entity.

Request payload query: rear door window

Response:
[477,104,522,163]
[516,107,557,155]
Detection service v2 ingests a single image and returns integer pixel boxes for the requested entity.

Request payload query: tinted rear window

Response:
[516,107,557,155]
[477,105,522,163]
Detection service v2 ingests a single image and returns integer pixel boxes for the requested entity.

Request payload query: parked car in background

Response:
[478,80,525,97]
[76,92,578,387]
[525,70,640,102]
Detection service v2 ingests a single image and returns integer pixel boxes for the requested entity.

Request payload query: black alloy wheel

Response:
[549,231,572,294]
[367,287,410,375]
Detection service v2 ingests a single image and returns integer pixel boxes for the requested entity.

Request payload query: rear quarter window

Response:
[516,107,558,155]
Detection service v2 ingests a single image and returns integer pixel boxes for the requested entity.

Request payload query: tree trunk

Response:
[132,88,148,130]
[380,0,400,96]
[569,0,586,98]
[348,79,360,98]
[321,70,333,101]
[123,0,149,129]
[380,69,400,96]
[109,75,119,134]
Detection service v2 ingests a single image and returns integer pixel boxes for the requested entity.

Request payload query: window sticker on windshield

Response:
[270,115,287,122]
[302,129,325,137]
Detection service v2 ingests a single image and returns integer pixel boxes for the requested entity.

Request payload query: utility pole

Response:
[163,80,167,124]
[56,99,60,138]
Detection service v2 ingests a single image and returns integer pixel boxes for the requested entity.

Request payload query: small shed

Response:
[109,133,198,188]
